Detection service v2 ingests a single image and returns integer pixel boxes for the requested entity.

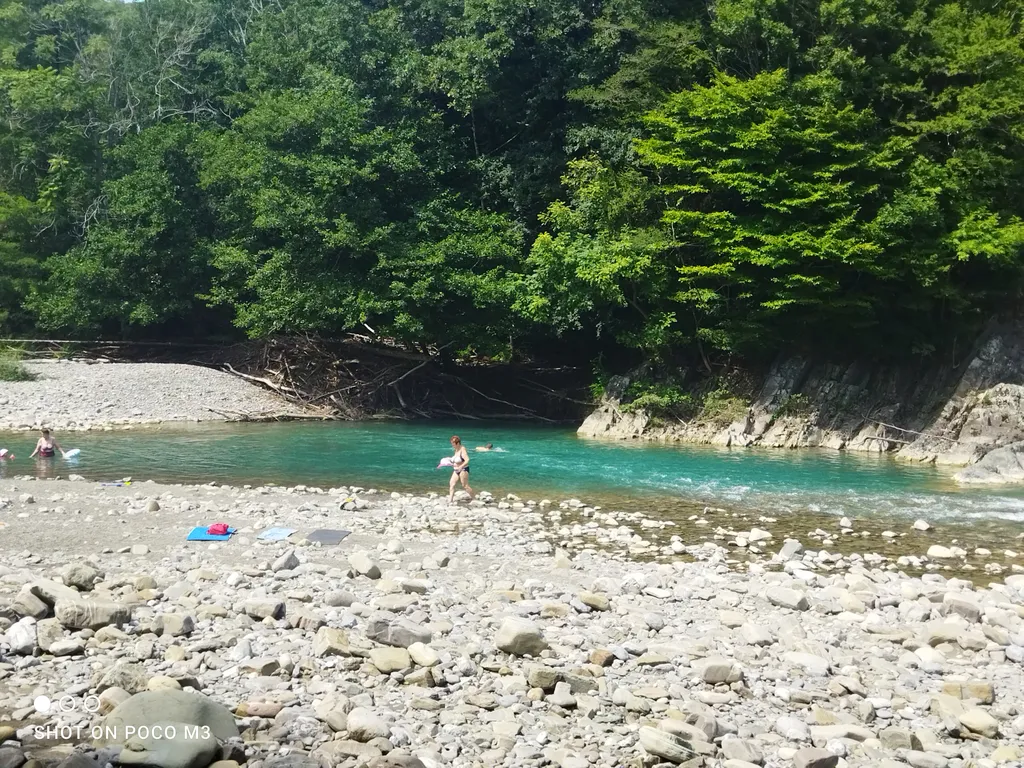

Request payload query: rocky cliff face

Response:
[579,319,1024,483]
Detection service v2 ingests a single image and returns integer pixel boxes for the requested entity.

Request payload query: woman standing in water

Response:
[447,435,475,504]
[30,429,65,459]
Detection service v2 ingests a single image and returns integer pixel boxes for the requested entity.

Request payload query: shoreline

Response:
[0,476,1022,768]
[1,432,1023,580]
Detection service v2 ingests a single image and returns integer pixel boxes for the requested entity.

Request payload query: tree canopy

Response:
[3,0,1024,370]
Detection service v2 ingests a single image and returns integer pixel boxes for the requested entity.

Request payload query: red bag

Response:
[207,523,230,535]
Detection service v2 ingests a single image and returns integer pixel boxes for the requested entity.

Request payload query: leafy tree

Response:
[33,121,214,335]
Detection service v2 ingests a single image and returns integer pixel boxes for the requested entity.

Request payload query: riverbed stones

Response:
[809,724,873,746]
[793,748,838,768]
[943,593,982,622]
[695,657,743,684]
[61,562,103,591]
[4,476,1024,768]
[776,717,811,741]
[639,726,695,763]
[313,627,351,657]
[905,751,949,768]
[54,598,131,629]
[366,614,431,648]
[766,586,809,611]
[271,549,299,572]
[721,738,763,764]
[96,661,150,694]
[346,708,390,742]
[50,637,85,656]
[350,552,382,579]
[6,618,36,655]
[12,587,47,619]
[407,642,439,667]
[0,748,25,768]
[99,687,131,715]
[495,617,548,656]
[578,591,610,611]
[370,647,411,672]
[959,707,1000,738]
[243,599,284,620]
[158,613,194,637]
[34,617,62,652]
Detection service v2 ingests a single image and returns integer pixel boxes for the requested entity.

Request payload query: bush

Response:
[0,348,35,382]
[700,388,748,425]
[776,393,812,418]
[620,383,696,418]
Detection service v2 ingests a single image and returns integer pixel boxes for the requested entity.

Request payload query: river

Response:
[3,420,1024,523]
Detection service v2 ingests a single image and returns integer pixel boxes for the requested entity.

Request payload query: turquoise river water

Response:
[2,421,1024,531]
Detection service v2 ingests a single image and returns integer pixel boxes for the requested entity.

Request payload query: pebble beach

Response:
[0,477,1022,768]
[0,361,304,431]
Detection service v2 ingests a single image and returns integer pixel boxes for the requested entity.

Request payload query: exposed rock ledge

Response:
[579,319,1024,484]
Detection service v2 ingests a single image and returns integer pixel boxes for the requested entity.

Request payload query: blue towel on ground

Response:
[186,526,236,541]
[257,527,296,541]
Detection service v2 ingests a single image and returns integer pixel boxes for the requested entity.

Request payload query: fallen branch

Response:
[205,407,336,422]
[442,374,552,420]
[862,435,913,445]
[222,362,305,396]
[866,419,959,443]
[387,357,432,388]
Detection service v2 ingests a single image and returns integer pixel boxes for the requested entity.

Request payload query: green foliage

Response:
[2,0,1024,379]
[700,388,748,426]
[33,122,214,335]
[620,382,696,418]
[523,0,1024,361]
[0,346,34,381]
[775,393,812,418]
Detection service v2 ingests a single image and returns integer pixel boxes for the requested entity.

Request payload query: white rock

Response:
[495,617,548,656]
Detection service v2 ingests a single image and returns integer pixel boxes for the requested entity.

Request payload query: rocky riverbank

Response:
[0,361,307,432]
[579,319,1024,486]
[1,477,1024,768]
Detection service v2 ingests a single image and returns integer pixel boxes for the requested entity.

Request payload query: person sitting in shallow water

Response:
[475,443,494,452]
[30,429,65,459]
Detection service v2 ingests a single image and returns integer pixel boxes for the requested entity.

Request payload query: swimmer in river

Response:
[0,448,13,460]
[30,429,65,459]
[475,443,494,452]
[447,435,475,504]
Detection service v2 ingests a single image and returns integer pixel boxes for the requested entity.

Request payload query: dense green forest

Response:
[3,0,1024,371]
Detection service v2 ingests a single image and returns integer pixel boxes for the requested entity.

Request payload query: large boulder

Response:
[955,440,1024,484]
[494,617,548,656]
[93,690,239,746]
[55,599,131,630]
[5,618,37,655]
[95,662,150,694]
[117,721,219,768]
[365,614,431,649]
[62,563,104,592]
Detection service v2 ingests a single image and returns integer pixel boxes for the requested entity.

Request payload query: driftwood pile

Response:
[213,335,588,422]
